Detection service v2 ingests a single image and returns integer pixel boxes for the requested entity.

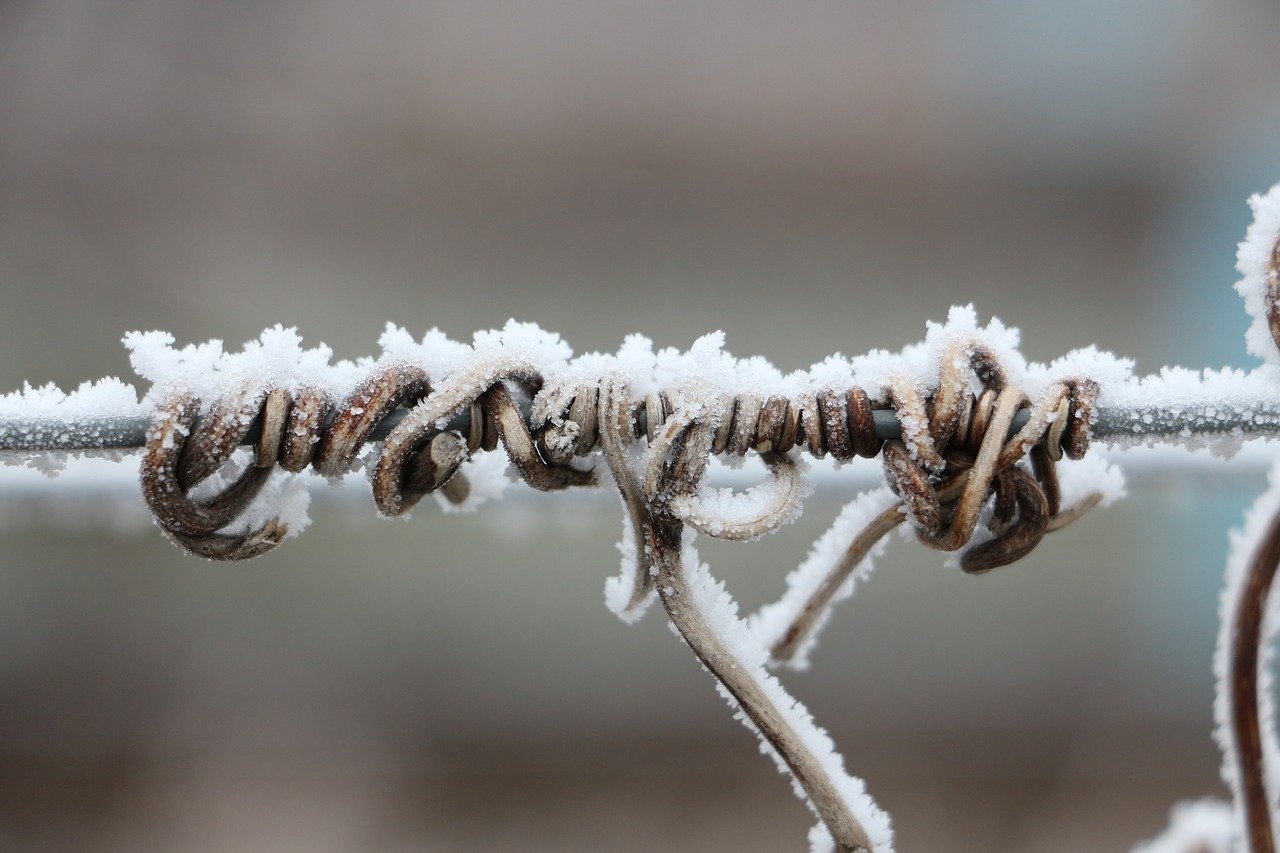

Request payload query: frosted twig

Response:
[1140,181,1280,853]
[1210,458,1280,852]
[598,373,656,621]
[624,410,890,852]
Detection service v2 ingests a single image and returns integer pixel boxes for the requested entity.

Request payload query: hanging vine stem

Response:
[635,410,879,852]
[583,339,1108,850]
[1229,505,1280,853]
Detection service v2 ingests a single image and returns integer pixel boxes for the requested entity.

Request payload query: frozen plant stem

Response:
[647,512,871,852]
[1231,503,1280,853]
[632,414,885,852]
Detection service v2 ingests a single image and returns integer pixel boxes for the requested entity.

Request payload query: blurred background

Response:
[2,2,1280,850]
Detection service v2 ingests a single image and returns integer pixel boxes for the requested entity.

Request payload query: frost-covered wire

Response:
[0,303,1127,564]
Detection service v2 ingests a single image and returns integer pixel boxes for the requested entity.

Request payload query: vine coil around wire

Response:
[139,340,1098,565]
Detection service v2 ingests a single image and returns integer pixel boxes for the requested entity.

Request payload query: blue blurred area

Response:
[958,1,1185,175]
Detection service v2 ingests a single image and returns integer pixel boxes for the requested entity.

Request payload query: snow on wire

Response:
[4,183,1280,850]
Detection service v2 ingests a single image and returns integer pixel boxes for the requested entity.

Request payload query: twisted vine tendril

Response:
[140,339,1099,564]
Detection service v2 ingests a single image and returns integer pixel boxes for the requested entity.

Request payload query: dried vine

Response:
[1230,506,1280,853]
[133,319,1109,851]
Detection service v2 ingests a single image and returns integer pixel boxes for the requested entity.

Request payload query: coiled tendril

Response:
[140,338,1099,566]
[138,329,1108,852]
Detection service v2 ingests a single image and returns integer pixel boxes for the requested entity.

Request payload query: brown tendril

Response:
[141,336,1103,571]
[1266,229,1280,355]
[141,357,594,559]
[764,341,1104,665]
[141,388,284,560]
[1229,502,1280,853]
[632,412,878,852]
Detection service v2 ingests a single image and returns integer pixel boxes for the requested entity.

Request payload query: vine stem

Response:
[646,512,872,852]
[629,413,885,851]
[1232,503,1280,853]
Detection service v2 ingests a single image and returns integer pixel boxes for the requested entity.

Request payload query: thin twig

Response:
[639,415,878,851]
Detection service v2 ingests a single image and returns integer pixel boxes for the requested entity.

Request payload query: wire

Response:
[2,395,1279,454]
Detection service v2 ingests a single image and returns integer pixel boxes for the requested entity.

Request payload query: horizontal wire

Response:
[2,394,1280,454]
[0,446,1269,531]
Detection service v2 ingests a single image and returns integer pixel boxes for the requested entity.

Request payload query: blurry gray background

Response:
[2,2,1280,850]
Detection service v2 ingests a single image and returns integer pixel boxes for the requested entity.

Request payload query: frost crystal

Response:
[1236,182,1280,366]
[1131,799,1234,853]
[749,486,898,669]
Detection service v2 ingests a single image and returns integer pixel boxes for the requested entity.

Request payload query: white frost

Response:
[1131,799,1235,853]
[1236,182,1280,366]
[431,451,511,514]
[1057,453,1127,510]
[749,486,898,670]
[678,531,895,851]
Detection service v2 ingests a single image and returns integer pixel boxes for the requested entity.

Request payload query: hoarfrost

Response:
[748,486,898,670]
[431,451,511,514]
[1056,454,1127,511]
[1131,799,1234,853]
[677,531,895,851]
[1236,181,1280,366]
[0,376,141,422]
